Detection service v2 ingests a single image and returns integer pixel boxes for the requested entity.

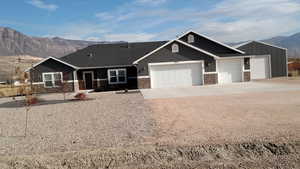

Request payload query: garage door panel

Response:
[250,56,270,80]
[150,62,203,88]
[218,59,242,84]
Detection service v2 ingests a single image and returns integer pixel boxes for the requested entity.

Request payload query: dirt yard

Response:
[0,79,299,168]
[0,92,155,156]
[147,90,300,145]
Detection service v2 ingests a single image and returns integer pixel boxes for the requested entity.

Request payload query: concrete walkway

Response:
[141,82,300,99]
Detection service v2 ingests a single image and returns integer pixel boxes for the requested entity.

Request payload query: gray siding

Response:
[238,42,287,77]
[180,32,241,55]
[30,58,75,82]
[137,42,216,76]
[77,66,138,91]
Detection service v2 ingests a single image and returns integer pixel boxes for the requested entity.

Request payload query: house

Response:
[26,31,288,93]
[288,61,300,76]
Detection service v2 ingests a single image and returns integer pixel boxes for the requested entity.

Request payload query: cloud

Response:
[46,0,300,43]
[103,33,156,42]
[27,0,58,11]
[135,0,168,5]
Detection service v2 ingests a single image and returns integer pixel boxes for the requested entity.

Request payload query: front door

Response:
[83,72,93,89]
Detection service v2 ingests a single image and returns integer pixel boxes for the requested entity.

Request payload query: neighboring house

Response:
[26,31,288,93]
[288,61,300,76]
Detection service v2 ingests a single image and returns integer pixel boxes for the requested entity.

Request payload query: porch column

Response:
[73,70,80,92]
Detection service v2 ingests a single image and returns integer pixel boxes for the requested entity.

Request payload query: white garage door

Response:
[218,59,243,84]
[149,61,203,88]
[250,55,270,79]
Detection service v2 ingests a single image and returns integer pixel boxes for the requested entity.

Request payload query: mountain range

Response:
[0,27,111,58]
[0,27,299,58]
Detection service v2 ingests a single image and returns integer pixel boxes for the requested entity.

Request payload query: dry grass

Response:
[0,85,32,97]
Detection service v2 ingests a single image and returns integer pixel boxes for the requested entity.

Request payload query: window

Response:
[172,43,179,53]
[42,72,63,88]
[108,69,127,84]
[188,34,195,43]
[244,58,250,70]
[205,60,216,72]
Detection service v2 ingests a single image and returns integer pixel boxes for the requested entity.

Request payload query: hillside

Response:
[0,27,108,58]
[0,55,42,82]
[263,32,300,58]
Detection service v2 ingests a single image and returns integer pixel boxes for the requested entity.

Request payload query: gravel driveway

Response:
[0,92,156,156]
[147,90,300,145]
[141,79,300,99]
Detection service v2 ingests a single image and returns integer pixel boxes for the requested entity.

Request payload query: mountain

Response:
[263,32,300,58]
[0,27,110,58]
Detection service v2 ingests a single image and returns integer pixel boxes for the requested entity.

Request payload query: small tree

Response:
[60,72,69,100]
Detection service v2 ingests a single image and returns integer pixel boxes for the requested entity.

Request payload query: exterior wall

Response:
[204,73,218,85]
[137,42,216,76]
[179,32,241,55]
[77,66,138,91]
[30,58,75,83]
[238,42,287,77]
[244,71,251,82]
[29,58,75,93]
[138,77,151,89]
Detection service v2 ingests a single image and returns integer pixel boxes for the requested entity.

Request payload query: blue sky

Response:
[1,0,300,42]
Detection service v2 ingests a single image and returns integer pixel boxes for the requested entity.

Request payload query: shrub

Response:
[74,92,87,100]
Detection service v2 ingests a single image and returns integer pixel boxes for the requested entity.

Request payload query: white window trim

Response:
[42,72,63,88]
[172,43,179,53]
[107,69,127,85]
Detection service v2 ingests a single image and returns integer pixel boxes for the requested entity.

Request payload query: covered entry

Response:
[149,61,204,88]
[250,55,271,80]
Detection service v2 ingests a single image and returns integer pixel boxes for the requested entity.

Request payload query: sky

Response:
[0,0,300,42]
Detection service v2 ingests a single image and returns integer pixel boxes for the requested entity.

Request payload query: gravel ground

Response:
[0,91,156,156]
[147,90,300,145]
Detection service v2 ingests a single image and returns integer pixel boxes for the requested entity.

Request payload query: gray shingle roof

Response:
[60,41,167,68]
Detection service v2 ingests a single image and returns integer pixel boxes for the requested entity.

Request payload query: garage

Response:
[218,59,243,84]
[149,61,204,88]
[250,55,271,79]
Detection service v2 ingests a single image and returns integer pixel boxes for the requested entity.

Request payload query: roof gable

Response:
[236,41,287,51]
[25,56,78,72]
[133,39,220,64]
[179,30,245,54]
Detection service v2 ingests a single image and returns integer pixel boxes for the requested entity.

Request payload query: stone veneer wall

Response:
[33,82,74,94]
[244,71,251,82]
[204,73,218,85]
[138,78,151,89]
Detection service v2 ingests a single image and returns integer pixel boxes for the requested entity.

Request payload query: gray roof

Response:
[60,41,167,68]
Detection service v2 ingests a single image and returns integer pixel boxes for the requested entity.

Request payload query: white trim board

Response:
[133,39,220,64]
[177,30,245,54]
[25,56,78,72]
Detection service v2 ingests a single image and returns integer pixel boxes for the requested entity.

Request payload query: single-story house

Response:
[288,61,300,76]
[26,31,288,93]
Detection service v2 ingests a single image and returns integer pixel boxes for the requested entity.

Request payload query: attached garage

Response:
[250,55,271,80]
[217,59,243,84]
[149,61,204,88]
